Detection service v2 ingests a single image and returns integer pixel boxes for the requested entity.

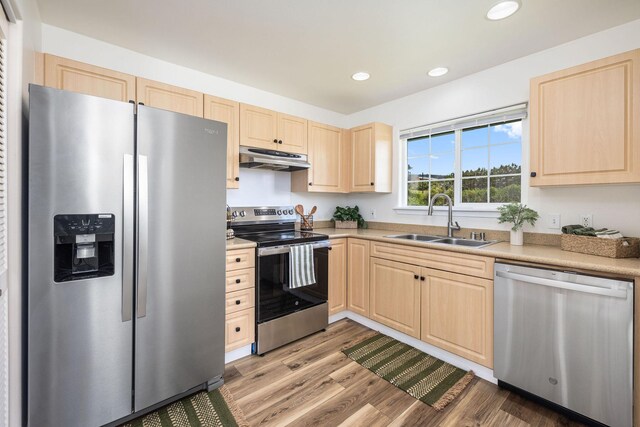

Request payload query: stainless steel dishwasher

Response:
[494,263,633,427]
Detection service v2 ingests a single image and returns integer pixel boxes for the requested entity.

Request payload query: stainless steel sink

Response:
[384,234,497,248]
[384,234,443,242]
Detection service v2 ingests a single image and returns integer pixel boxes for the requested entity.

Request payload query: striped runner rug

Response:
[342,333,474,410]
[120,386,248,427]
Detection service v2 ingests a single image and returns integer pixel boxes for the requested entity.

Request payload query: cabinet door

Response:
[350,124,375,192]
[530,48,640,186]
[239,103,278,149]
[136,77,204,117]
[421,269,493,368]
[205,95,240,189]
[308,122,343,191]
[328,238,347,315]
[44,54,135,102]
[225,309,255,352]
[370,258,421,338]
[277,113,307,154]
[347,238,370,317]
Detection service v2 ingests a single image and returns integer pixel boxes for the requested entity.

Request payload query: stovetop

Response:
[235,231,328,248]
[229,205,329,247]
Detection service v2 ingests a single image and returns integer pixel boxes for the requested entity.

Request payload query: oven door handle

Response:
[258,240,331,257]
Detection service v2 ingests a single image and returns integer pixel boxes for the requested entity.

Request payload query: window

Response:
[402,105,526,208]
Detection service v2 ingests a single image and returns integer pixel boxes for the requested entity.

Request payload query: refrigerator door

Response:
[134,106,227,411]
[28,85,135,426]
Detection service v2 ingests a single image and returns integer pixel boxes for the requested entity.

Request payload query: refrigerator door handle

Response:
[137,155,149,318]
[122,154,134,322]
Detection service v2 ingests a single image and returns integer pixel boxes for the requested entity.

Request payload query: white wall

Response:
[41,24,348,219]
[344,19,640,236]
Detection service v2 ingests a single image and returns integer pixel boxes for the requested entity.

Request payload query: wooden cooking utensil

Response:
[308,206,317,216]
[295,204,312,229]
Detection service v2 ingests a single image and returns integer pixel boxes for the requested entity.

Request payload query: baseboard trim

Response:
[225,345,252,364]
[331,310,496,384]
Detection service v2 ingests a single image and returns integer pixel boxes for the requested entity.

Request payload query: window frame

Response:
[400,117,525,211]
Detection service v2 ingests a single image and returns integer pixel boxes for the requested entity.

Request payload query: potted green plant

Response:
[497,203,539,245]
[332,205,367,229]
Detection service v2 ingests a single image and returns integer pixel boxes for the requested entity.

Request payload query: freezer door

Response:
[494,263,633,427]
[135,106,227,411]
[27,85,135,426]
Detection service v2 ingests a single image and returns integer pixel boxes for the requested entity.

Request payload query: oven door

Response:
[256,241,329,323]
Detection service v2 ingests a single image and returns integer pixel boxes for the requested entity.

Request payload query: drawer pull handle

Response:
[235,278,241,284]
[235,300,241,305]
[235,327,241,332]
[235,257,241,262]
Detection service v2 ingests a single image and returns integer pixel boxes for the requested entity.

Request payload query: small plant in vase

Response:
[332,205,367,229]
[497,203,539,246]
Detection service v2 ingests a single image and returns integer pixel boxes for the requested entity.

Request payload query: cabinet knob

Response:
[370,182,374,186]
[235,327,241,332]
[235,177,240,182]
[235,300,241,305]
[235,278,241,284]
[235,257,241,262]
[420,276,426,281]
[309,182,313,186]
[414,274,419,279]
[278,140,283,144]
[273,139,278,143]
[328,247,333,251]
[530,172,537,177]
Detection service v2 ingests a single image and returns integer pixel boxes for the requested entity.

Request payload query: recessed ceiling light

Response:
[351,72,370,81]
[428,67,449,77]
[486,0,521,20]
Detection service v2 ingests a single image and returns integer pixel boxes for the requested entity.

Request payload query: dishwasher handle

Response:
[495,270,629,299]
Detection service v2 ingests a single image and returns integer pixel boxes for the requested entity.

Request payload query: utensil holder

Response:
[300,215,314,231]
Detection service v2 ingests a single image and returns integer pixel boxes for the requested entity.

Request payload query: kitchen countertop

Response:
[226,237,256,250]
[315,228,640,278]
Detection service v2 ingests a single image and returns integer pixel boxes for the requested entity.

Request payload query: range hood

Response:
[239,146,310,172]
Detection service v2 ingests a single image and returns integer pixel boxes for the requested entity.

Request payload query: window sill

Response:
[393,206,500,218]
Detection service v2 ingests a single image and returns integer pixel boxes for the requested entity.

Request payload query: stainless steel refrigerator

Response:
[27,85,227,427]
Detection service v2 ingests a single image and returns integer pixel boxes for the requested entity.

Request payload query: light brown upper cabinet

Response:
[136,78,204,117]
[240,103,307,154]
[328,238,347,316]
[44,54,136,102]
[530,48,640,186]
[204,95,240,189]
[421,268,493,368]
[291,122,347,192]
[349,122,393,193]
[347,238,370,318]
[369,257,421,338]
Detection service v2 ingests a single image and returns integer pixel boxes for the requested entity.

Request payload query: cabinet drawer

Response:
[225,308,255,352]
[226,268,255,292]
[225,288,255,315]
[371,241,494,279]
[226,248,255,271]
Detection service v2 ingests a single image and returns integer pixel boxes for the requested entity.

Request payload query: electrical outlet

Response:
[370,208,376,219]
[548,214,561,229]
[580,214,593,228]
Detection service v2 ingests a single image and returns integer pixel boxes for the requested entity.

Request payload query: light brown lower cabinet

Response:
[421,268,493,368]
[225,248,256,352]
[328,238,347,315]
[369,257,421,338]
[347,238,370,317]
[225,309,255,352]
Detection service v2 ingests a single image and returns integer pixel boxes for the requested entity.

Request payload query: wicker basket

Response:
[335,220,358,229]
[560,234,640,258]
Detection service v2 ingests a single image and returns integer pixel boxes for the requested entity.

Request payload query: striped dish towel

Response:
[289,244,316,288]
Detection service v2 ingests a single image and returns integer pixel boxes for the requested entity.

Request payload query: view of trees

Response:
[408,163,521,206]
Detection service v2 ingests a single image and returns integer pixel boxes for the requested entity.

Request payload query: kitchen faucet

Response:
[427,193,461,238]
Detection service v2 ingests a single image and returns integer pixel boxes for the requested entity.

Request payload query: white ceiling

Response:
[37,0,640,114]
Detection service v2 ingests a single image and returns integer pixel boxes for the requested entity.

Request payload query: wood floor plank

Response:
[338,403,390,427]
[222,319,584,427]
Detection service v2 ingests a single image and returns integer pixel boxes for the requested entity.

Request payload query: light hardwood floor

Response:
[224,319,584,426]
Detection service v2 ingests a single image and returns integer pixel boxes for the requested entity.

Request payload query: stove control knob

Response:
[288,209,294,215]
[239,210,246,217]
[277,210,282,215]
[232,211,238,218]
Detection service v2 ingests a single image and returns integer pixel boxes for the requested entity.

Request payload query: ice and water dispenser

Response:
[54,214,115,282]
